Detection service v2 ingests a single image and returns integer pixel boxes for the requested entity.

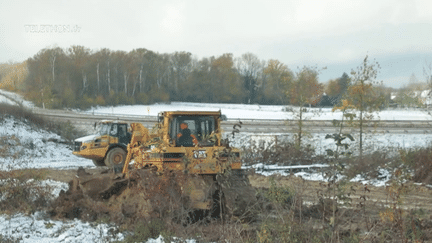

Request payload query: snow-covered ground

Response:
[0,117,92,171]
[0,212,125,242]
[231,131,432,158]
[0,89,35,108]
[89,102,432,121]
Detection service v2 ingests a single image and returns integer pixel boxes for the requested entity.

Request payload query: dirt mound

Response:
[48,169,190,228]
[48,167,261,230]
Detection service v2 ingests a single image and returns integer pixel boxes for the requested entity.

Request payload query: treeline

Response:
[18,46,339,109]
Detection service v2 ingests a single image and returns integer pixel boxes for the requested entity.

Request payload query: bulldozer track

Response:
[31,107,432,134]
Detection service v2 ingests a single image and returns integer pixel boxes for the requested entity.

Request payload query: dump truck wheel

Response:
[92,159,105,167]
[105,147,126,171]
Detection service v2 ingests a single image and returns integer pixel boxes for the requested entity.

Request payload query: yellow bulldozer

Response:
[62,111,257,222]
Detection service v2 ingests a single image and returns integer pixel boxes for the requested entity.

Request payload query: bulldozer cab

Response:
[170,115,217,147]
[161,111,221,148]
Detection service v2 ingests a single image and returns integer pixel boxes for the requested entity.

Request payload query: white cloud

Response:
[160,2,185,36]
[336,48,356,62]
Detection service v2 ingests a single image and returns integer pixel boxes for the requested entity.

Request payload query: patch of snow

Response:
[0,95,16,106]
[0,117,93,171]
[145,235,196,243]
[0,213,124,242]
[0,89,35,108]
[350,168,392,187]
[294,171,327,181]
[245,162,392,187]
[37,179,70,199]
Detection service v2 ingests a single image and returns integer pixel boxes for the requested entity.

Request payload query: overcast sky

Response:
[1,0,432,88]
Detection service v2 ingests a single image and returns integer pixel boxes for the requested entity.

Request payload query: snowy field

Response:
[1,89,432,242]
[89,102,432,121]
[0,117,93,171]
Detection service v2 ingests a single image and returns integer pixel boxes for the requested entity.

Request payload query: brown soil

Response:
[41,167,108,183]
[248,172,432,212]
[6,167,432,241]
[38,167,432,216]
[38,167,432,214]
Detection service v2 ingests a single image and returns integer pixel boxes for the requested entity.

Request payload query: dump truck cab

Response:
[73,120,131,167]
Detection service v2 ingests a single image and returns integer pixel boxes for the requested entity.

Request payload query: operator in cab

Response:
[177,123,198,146]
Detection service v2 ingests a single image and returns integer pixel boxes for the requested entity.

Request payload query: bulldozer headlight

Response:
[81,145,87,150]
[193,150,207,159]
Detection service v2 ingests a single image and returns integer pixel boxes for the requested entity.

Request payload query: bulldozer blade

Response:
[183,175,216,210]
[75,168,129,200]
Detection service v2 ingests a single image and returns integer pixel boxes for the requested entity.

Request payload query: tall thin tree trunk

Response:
[298,104,303,148]
[51,55,56,84]
[360,112,363,155]
[107,61,111,93]
[96,63,100,95]
[139,64,143,93]
[360,101,363,158]
[124,73,129,95]
[132,75,138,97]
[82,71,87,95]
[114,67,118,92]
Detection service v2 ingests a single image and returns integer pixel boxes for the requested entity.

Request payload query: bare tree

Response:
[423,61,432,108]
[170,51,192,98]
[236,53,264,103]
[68,45,91,96]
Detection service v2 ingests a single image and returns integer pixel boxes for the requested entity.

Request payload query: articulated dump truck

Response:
[63,111,257,222]
[73,120,132,168]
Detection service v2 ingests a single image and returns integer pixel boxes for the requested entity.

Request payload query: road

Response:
[30,107,432,134]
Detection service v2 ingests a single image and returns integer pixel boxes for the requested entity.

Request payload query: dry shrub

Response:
[49,169,197,232]
[399,147,432,184]
[0,135,21,158]
[242,138,325,166]
[343,151,394,180]
[124,219,166,243]
[0,169,51,215]
[372,173,430,242]
[0,103,46,128]
[0,234,21,243]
